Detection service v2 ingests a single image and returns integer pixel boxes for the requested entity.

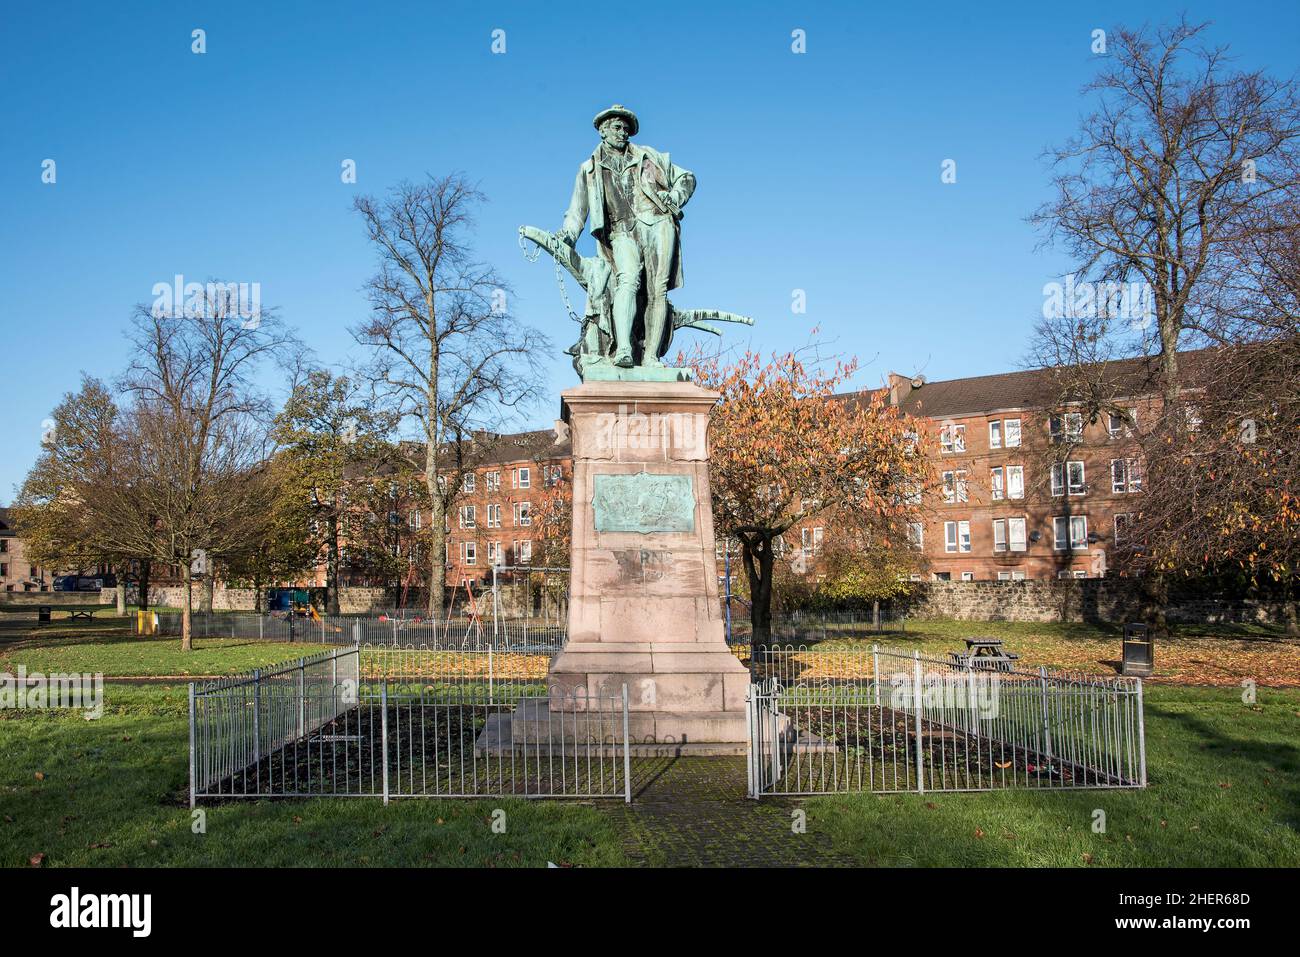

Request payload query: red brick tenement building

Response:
[883,361,1155,581]
[343,356,1164,592]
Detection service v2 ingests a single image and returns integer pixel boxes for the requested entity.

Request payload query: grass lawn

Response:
[809,619,1300,687]
[0,684,627,868]
[806,684,1300,866]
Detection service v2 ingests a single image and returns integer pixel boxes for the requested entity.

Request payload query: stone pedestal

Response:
[545,380,750,753]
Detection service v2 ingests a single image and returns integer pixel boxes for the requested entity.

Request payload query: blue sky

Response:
[2,0,1297,502]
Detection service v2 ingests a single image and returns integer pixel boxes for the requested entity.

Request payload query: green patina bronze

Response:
[592,473,696,533]
[520,104,755,382]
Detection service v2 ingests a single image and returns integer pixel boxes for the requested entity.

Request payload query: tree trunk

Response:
[253,573,264,614]
[326,514,341,616]
[743,534,775,650]
[181,563,193,652]
[138,560,151,611]
[1139,571,1169,640]
[427,471,445,621]
[201,575,215,613]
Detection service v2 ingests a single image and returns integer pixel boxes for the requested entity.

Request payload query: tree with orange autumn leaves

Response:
[688,349,934,647]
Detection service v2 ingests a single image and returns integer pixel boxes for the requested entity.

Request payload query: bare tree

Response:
[352,175,550,617]
[1028,17,1300,633]
[108,286,294,649]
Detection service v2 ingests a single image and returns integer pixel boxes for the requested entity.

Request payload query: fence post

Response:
[488,645,494,706]
[745,689,756,799]
[188,683,197,810]
[622,683,632,804]
[298,657,306,738]
[391,620,397,645]
[912,651,925,794]
[259,614,264,641]
[1135,678,1147,787]
[381,679,390,805]
[872,644,880,707]
[252,668,262,766]
[1038,666,1054,767]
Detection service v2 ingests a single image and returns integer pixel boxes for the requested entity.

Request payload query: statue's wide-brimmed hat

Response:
[593,104,639,136]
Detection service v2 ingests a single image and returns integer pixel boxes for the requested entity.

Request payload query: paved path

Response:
[606,756,856,867]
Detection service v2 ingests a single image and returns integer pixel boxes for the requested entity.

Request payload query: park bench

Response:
[67,609,95,621]
[948,638,1020,672]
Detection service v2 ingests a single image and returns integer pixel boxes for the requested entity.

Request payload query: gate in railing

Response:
[746,645,1146,797]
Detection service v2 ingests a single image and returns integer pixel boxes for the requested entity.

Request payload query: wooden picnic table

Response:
[948,638,1020,671]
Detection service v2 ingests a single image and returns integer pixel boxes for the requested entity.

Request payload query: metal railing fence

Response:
[747,644,1145,797]
[189,645,629,805]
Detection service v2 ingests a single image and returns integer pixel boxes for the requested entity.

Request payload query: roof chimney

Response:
[887,371,924,406]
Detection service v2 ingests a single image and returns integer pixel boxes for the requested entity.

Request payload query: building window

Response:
[462,472,476,494]
[1185,405,1203,432]
[944,520,971,553]
[933,571,952,582]
[990,467,1004,501]
[1053,515,1088,551]
[961,572,975,581]
[993,519,1007,552]
[486,503,502,528]
[1049,412,1084,443]
[1006,465,1024,500]
[1114,513,1133,544]
[1005,418,1022,448]
[939,424,966,454]
[989,420,1003,449]
[1051,461,1086,496]
[1111,458,1143,494]
[997,570,1026,581]
[1008,517,1027,552]
[907,522,923,548]
[409,510,422,530]
[514,501,531,527]
[515,540,532,563]
[1058,570,1088,579]
[459,505,476,529]
[942,470,968,504]
[486,470,501,492]
[801,526,824,557]
[543,464,563,487]
[460,541,476,566]
[903,483,922,506]
[1108,410,1136,439]
[514,467,531,489]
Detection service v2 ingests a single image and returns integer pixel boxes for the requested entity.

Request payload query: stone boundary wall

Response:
[0,592,109,607]
[92,585,392,613]
[905,579,1293,626]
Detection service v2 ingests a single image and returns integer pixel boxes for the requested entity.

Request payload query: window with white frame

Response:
[1185,404,1203,432]
[1053,515,1088,551]
[1058,570,1088,579]
[989,420,1003,449]
[944,520,971,553]
[515,540,532,563]
[485,503,501,528]
[1006,465,1024,500]
[462,472,476,493]
[907,522,923,548]
[514,501,531,526]
[487,541,500,565]
[1005,418,1022,448]
[543,464,563,487]
[942,470,968,504]
[1051,461,1086,496]
[1111,458,1142,493]
[997,570,1027,581]
[460,541,476,565]
[903,483,922,506]
[1108,410,1136,439]
[409,510,422,530]
[933,571,952,581]
[1114,513,1133,544]
[1049,412,1084,443]
[993,519,1008,552]
[486,470,501,492]
[990,467,1004,501]
[801,526,824,557]
[459,505,476,529]
[1008,517,1027,552]
[939,424,966,454]
[961,572,975,581]
[517,466,531,489]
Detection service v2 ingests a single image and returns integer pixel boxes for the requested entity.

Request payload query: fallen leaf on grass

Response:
[1082,853,1093,864]
[33,772,45,781]
[974,828,986,839]
[29,853,45,867]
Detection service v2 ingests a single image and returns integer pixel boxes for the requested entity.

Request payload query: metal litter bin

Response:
[1122,622,1153,676]
[38,605,51,623]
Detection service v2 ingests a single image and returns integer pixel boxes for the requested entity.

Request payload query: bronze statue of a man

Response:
[556,105,696,368]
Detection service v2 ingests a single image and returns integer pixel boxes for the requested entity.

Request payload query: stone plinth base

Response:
[544,380,750,748]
